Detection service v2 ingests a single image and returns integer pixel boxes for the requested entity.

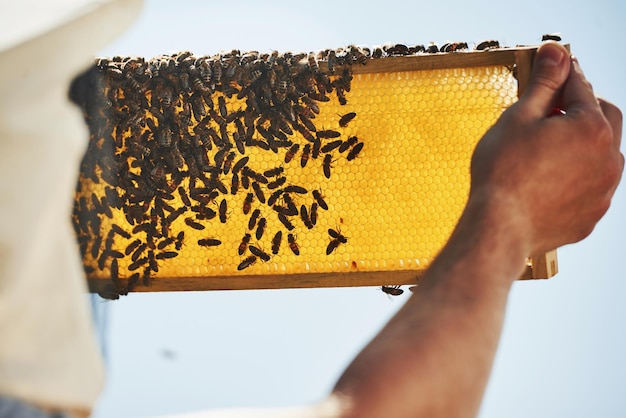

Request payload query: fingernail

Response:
[537,44,566,67]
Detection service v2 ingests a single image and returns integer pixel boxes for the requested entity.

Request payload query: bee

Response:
[323,153,334,178]
[243,192,254,214]
[312,137,321,159]
[542,33,562,42]
[232,156,249,174]
[339,135,358,153]
[111,223,131,239]
[231,173,240,195]
[346,141,364,161]
[312,189,329,210]
[198,238,222,247]
[185,217,205,230]
[287,233,300,255]
[248,208,261,230]
[156,251,179,260]
[222,151,236,174]
[475,40,500,50]
[329,227,348,243]
[316,129,341,139]
[237,255,257,271]
[175,231,185,250]
[278,212,295,231]
[338,112,357,127]
[321,139,343,153]
[157,237,176,250]
[249,244,271,262]
[295,122,317,143]
[238,233,252,255]
[91,235,102,259]
[233,132,246,154]
[267,189,284,207]
[125,239,142,256]
[271,230,283,254]
[219,199,228,223]
[326,227,348,255]
[300,204,313,229]
[256,217,267,240]
[263,166,284,178]
[267,176,287,190]
[440,42,468,52]
[301,144,311,168]
[285,143,300,163]
[251,181,266,203]
[310,203,318,226]
[218,95,228,118]
[381,285,404,296]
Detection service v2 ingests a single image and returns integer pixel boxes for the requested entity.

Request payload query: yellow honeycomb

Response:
[74,61,517,291]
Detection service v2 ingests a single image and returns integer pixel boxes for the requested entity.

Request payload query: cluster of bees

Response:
[70,40,515,299]
[70,44,380,298]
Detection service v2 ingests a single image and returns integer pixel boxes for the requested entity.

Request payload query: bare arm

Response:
[328,42,624,418]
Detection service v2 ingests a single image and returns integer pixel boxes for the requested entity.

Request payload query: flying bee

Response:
[346,141,364,161]
[338,112,357,127]
[271,230,283,254]
[238,233,252,255]
[301,144,311,168]
[287,233,300,255]
[198,238,222,247]
[285,143,300,163]
[249,244,271,262]
[381,285,404,296]
[237,255,257,271]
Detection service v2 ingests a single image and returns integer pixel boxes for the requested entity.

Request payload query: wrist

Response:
[426,187,531,289]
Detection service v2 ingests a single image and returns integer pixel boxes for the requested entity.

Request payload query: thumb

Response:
[517,42,571,119]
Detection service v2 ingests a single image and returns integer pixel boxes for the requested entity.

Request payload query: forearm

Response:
[332,192,529,418]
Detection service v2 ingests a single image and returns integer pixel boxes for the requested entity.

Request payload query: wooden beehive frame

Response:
[82,45,561,295]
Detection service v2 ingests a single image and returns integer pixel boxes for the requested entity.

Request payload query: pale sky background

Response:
[90,1,626,417]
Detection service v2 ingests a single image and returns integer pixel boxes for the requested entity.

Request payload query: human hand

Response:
[469,42,624,257]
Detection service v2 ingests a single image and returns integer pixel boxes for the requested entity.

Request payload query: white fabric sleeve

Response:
[0,0,142,412]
